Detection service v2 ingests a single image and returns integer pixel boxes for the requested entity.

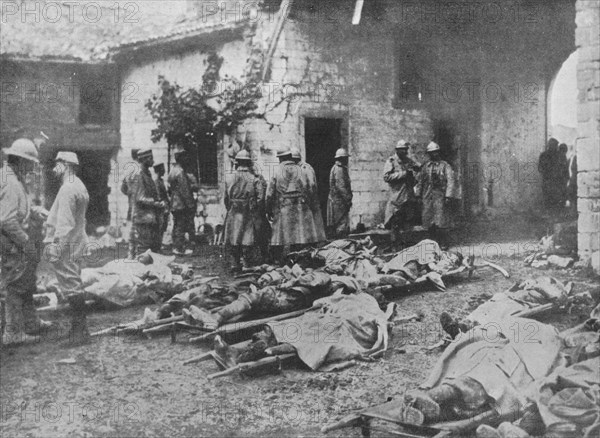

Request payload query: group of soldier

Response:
[223,146,351,270]
[119,144,354,271]
[385,139,456,249]
[538,137,577,214]
[223,139,456,269]
[1,139,91,346]
[121,147,198,259]
[122,139,456,270]
[1,135,455,346]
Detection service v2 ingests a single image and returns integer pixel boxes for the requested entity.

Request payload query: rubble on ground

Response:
[526,221,579,270]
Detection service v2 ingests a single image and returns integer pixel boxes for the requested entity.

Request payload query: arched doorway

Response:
[546,49,579,215]
[548,50,579,149]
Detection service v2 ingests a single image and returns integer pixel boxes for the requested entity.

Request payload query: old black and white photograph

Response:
[1,0,599,437]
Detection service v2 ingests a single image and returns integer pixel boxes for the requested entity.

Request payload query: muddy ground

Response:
[1,238,598,438]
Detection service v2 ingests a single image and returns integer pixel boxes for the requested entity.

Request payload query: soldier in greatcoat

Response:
[44,151,91,343]
[383,139,420,246]
[168,150,198,256]
[223,150,269,271]
[153,163,169,252]
[290,147,326,243]
[327,148,353,238]
[266,147,324,262]
[1,139,49,345]
[130,148,165,258]
[415,142,456,249]
[121,149,140,259]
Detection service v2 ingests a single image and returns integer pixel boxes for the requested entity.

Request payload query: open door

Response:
[304,118,343,223]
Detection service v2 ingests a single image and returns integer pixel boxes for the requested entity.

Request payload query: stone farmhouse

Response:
[1,0,598,271]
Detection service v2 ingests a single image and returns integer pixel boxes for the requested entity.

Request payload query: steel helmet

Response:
[235,150,251,161]
[395,140,409,150]
[276,147,292,157]
[426,142,440,153]
[4,138,39,163]
[55,151,79,165]
[334,148,349,159]
[290,147,301,159]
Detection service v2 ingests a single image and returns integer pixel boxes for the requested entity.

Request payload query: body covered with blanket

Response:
[80,252,186,307]
[215,293,392,371]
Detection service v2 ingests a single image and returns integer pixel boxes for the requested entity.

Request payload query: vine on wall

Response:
[145,51,309,153]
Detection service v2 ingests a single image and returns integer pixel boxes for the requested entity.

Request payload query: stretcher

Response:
[322,398,516,438]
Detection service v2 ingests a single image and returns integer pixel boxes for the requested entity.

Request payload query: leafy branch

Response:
[145,52,312,149]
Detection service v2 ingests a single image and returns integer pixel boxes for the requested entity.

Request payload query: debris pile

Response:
[526,221,578,269]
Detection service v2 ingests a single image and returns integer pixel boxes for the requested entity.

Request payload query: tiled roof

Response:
[0,1,245,63]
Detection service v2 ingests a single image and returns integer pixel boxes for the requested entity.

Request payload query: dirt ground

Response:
[1,239,599,438]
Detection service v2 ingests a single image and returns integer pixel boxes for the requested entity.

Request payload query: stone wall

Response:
[112,38,248,227]
[243,15,433,228]
[576,0,600,272]
[114,8,433,229]
[0,60,119,226]
[113,0,580,230]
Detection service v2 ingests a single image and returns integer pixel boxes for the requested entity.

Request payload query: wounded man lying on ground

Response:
[213,292,393,370]
[184,271,371,330]
[439,276,584,339]
[403,317,564,427]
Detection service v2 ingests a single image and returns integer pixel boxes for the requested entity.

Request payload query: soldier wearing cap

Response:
[130,148,165,258]
[1,139,52,345]
[327,148,353,237]
[168,149,198,256]
[121,149,140,258]
[223,150,269,271]
[384,139,421,246]
[415,142,455,249]
[44,151,91,343]
[153,163,169,252]
[290,147,326,242]
[266,147,323,262]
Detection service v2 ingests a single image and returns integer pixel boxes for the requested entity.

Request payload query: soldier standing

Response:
[223,150,269,271]
[267,147,323,263]
[130,148,165,258]
[168,150,197,256]
[290,147,326,243]
[415,142,455,249]
[153,163,169,252]
[384,140,420,246]
[1,139,48,345]
[121,149,140,259]
[327,148,353,238]
[44,151,91,344]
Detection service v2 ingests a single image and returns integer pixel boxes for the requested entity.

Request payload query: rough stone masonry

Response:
[576,0,600,273]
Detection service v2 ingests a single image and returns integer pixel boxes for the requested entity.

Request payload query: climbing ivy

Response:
[145,49,312,156]
[145,53,264,151]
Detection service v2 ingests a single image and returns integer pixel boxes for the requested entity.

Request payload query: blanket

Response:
[268,293,391,371]
[81,252,184,307]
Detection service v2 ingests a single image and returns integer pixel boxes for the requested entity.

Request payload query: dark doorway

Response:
[304,118,342,223]
[177,131,218,186]
[43,149,113,233]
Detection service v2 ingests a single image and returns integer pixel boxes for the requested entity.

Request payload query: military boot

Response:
[63,295,90,347]
[1,297,38,347]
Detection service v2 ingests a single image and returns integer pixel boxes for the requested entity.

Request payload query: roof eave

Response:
[110,23,250,64]
[0,53,112,64]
